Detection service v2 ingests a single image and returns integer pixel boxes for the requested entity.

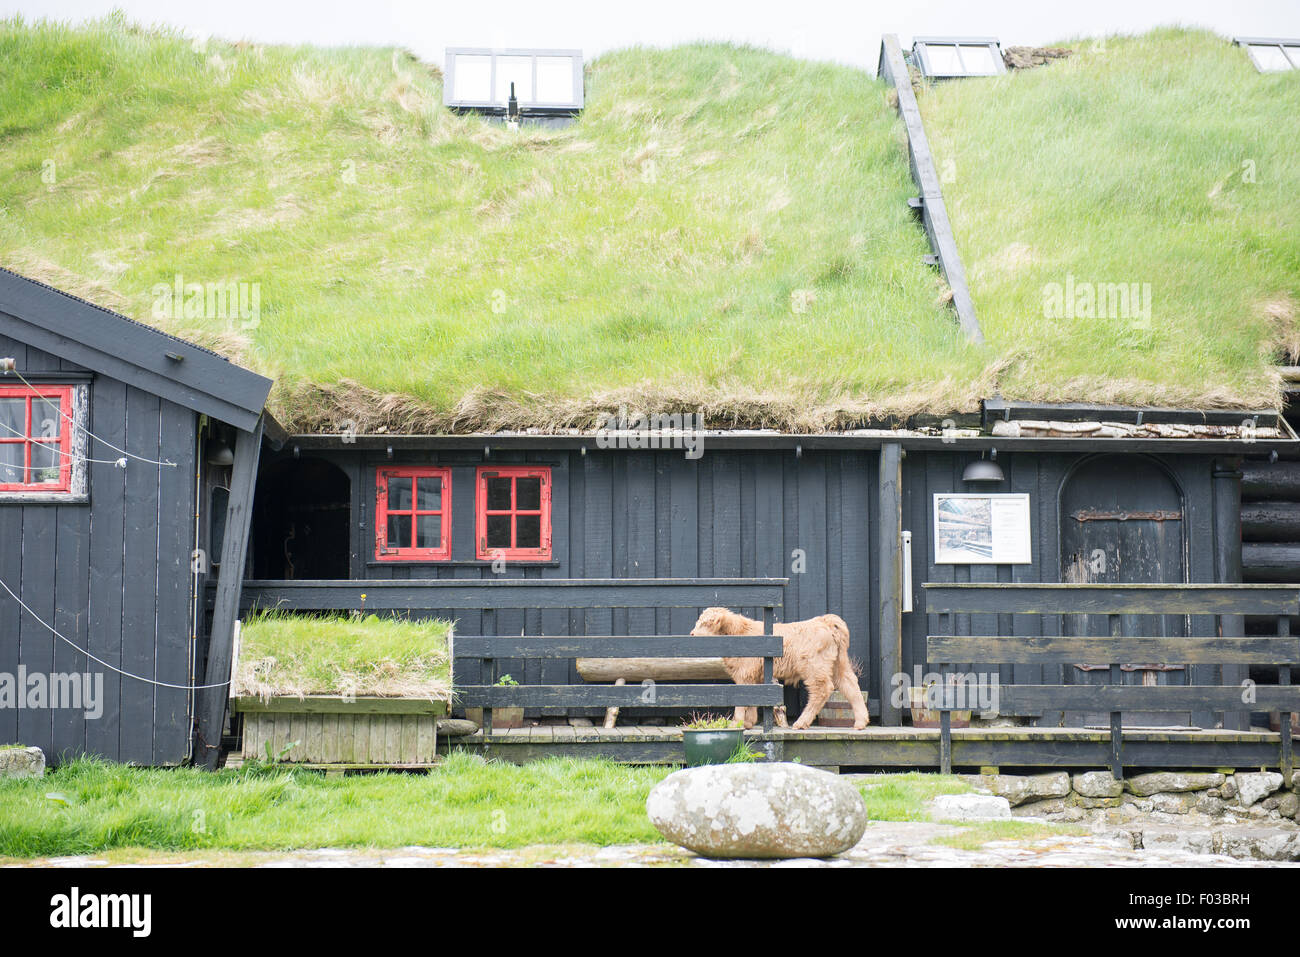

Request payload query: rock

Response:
[1217,827,1300,862]
[0,746,44,778]
[1002,46,1073,71]
[983,772,1070,806]
[1142,827,1216,856]
[1148,792,1200,815]
[1195,795,1227,817]
[1278,793,1299,819]
[1074,795,1123,809]
[1235,772,1284,808]
[567,717,594,727]
[1122,794,1154,813]
[1125,772,1224,796]
[436,718,479,738]
[930,794,1012,821]
[646,763,867,859]
[1220,779,1237,800]
[1013,797,1065,817]
[1263,796,1282,811]
[1073,771,1123,798]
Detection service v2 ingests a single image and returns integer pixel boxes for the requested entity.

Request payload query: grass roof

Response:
[0,18,1296,431]
[918,28,1300,409]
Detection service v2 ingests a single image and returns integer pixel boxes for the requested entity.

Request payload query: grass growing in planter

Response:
[234,611,452,701]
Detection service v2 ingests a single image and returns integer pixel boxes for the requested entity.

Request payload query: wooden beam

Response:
[877,36,983,344]
[927,635,1300,665]
[196,415,264,769]
[1215,460,1248,731]
[457,683,784,709]
[224,578,787,612]
[923,582,1300,616]
[578,657,729,682]
[452,635,782,659]
[878,442,903,726]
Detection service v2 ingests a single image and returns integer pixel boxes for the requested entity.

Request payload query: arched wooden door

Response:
[1060,454,1189,727]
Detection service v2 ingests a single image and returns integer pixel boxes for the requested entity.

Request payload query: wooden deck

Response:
[444,724,1297,772]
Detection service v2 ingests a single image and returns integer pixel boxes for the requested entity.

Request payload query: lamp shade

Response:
[962,459,1005,482]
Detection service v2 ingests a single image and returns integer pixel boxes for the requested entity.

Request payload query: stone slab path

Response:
[8,820,1296,868]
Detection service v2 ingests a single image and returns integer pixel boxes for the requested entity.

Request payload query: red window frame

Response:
[476,466,552,561]
[0,384,73,493]
[375,466,453,561]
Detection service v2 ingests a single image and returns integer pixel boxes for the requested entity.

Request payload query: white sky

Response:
[5,0,1300,70]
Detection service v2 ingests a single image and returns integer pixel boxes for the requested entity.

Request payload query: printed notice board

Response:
[933,493,1032,564]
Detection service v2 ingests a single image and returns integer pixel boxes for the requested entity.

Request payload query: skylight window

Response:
[1235,37,1300,72]
[444,48,584,113]
[911,38,1005,78]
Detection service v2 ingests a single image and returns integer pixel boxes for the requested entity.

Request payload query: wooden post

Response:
[196,416,264,770]
[1109,613,1123,780]
[939,708,952,775]
[1214,459,1247,731]
[1280,615,1293,788]
[762,604,775,734]
[878,442,904,726]
[603,677,625,729]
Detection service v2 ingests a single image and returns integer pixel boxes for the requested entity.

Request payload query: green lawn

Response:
[919,28,1300,409]
[0,756,1069,859]
[235,611,452,700]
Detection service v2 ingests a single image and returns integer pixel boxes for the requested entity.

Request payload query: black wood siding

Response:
[0,334,197,765]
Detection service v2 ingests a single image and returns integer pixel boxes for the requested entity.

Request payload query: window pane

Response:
[451,53,493,101]
[516,476,541,510]
[516,514,541,548]
[486,476,512,511]
[387,475,412,511]
[416,514,442,549]
[32,397,61,440]
[0,398,24,438]
[924,44,963,75]
[496,55,534,104]
[486,514,512,548]
[416,476,442,511]
[536,56,576,104]
[30,442,60,484]
[0,444,23,484]
[387,513,411,549]
[959,44,999,74]
[1249,44,1291,71]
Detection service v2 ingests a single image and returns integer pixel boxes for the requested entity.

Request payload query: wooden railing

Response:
[228,577,787,734]
[923,583,1300,779]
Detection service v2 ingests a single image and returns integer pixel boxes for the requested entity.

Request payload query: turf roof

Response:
[0,18,1296,433]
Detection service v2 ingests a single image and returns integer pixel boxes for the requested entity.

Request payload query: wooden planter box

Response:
[234,696,448,766]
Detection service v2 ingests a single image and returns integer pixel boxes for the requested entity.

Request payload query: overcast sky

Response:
[6,0,1300,69]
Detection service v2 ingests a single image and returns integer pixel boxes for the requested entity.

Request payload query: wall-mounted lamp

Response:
[962,448,1004,483]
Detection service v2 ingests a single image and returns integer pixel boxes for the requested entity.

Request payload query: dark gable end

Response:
[0,267,271,432]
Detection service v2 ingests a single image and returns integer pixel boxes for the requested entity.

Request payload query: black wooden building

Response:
[0,268,271,766]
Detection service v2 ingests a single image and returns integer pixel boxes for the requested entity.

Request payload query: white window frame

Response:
[911,37,1006,79]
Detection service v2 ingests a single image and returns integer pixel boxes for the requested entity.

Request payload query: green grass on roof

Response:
[919,28,1300,409]
[0,14,984,432]
[2,19,1296,430]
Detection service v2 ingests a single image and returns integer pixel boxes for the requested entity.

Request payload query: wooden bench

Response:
[924,583,1300,780]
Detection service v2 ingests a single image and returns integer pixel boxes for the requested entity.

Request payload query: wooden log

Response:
[1243,503,1300,541]
[1243,543,1300,582]
[577,657,730,682]
[1242,462,1300,501]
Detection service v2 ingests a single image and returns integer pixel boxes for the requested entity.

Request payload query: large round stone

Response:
[646,763,868,859]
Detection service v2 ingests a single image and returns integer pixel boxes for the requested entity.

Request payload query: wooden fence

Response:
[924,583,1300,779]
[232,577,787,733]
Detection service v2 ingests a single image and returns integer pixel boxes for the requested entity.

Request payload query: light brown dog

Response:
[690,607,870,730]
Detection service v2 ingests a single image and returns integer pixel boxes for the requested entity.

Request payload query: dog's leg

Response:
[791,675,834,730]
[773,682,789,728]
[834,659,871,729]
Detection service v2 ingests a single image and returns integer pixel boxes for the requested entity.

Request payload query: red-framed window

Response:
[0,384,73,493]
[476,466,552,561]
[375,467,452,561]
